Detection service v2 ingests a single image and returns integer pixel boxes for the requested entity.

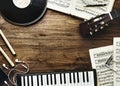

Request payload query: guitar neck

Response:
[110,8,120,19]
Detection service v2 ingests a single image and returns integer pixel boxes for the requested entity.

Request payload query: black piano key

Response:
[30,76,33,86]
[46,74,49,85]
[54,74,57,84]
[73,72,76,83]
[83,72,85,82]
[86,72,89,82]
[41,75,43,85]
[50,74,53,85]
[60,73,62,84]
[31,76,33,85]
[27,76,29,86]
[23,76,25,86]
[64,73,66,84]
[77,72,79,83]
[37,75,39,86]
[69,73,72,83]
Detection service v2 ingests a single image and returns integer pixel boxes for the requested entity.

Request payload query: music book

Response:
[47,0,115,19]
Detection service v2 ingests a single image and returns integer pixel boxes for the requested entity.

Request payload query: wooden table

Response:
[0,0,120,74]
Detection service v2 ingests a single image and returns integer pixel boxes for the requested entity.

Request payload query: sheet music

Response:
[47,0,115,19]
[71,0,115,19]
[47,0,73,14]
[89,45,114,86]
[113,37,120,86]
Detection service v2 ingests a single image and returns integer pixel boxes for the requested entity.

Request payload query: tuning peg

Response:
[95,29,98,32]
[105,24,109,26]
[100,21,105,25]
[100,26,104,29]
[90,32,93,35]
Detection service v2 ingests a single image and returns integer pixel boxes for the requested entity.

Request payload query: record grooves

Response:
[0,0,47,26]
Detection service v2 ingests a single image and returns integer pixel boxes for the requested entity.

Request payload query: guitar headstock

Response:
[79,14,112,37]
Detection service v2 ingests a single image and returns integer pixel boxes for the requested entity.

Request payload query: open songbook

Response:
[47,0,115,19]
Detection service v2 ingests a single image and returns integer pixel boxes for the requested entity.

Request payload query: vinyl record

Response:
[0,0,47,26]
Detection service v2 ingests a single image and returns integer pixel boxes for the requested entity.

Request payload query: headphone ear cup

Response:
[2,64,9,70]
[15,59,24,63]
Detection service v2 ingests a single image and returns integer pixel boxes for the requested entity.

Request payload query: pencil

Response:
[0,47,15,67]
[0,29,16,55]
[85,4,107,7]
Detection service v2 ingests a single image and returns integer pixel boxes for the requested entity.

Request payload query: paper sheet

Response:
[89,45,114,86]
[113,37,120,86]
[47,0,115,19]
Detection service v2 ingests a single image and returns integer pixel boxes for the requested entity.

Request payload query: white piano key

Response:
[65,73,70,86]
[78,72,83,86]
[84,72,88,86]
[88,72,91,86]
[63,73,67,86]
[86,72,90,86]
[71,73,75,86]
[74,72,79,86]
[29,76,32,86]
[52,74,55,86]
[48,74,51,86]
[89,71,94,86]
[56,74,60,86]
[21,76,24,86]
[43,75,47,86]
[61,73,65,86]
[33,75,37,86]
[25,76,28,86]
[38,75,41,86]
[82,72,86,86]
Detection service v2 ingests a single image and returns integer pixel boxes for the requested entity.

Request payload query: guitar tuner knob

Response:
[101,21,105,25]
[100,26,104,29]
[89,28,92,30]
[95,25,97,28]
[95,29,98,32]
[105,24,109,26]
[90,32,93,35]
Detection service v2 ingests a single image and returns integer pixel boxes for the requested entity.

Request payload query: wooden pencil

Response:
[0,29,16,55]
[0,47,15,67]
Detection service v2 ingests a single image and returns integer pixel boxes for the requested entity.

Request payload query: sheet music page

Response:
[47,0,73,14]
[71,0,115,19]
[89,45,114,86]
[47,0,115,19]
[113,37,120,86]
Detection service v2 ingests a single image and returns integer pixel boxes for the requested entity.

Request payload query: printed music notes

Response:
[0,29,16,67]
[47,0,115,19]
[89,45,114,86]
[89,37,120,86]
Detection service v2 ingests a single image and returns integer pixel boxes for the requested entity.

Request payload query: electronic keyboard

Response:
[16,69,97,86]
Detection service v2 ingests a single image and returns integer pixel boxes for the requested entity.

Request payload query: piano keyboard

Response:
[16,70,97,86]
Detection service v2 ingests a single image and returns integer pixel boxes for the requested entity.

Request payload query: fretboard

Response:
[110,8,120,19]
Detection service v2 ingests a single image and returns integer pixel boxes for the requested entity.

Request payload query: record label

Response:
[12,0,31,9]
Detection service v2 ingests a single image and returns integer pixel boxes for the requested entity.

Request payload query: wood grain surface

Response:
[0,0,120,74]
